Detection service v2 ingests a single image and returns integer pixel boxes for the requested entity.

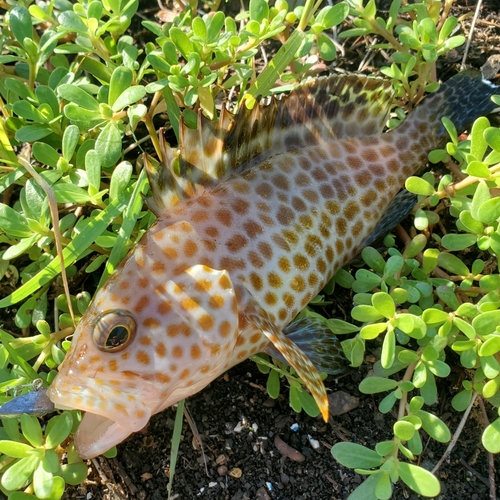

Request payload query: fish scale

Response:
[40,71,498,459]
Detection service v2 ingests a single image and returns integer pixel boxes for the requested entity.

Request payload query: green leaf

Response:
[109,66,133,107]
[244,30,304,104]
[0,440,34,458]
[470,117,490,159]
[95,122,122,167]
[405,176,435,195]
[437,252,469,276]
[479,336,500,357]
[415,410,451,442]
[1,455,39,491]
[16,125,53,142]
[298,388,320,417]
[472,311,500,336]
[381,329,395,369]
[33,142,60,168]
[331,442,384,468]
[316,33,336,61]
[470,180,491,221]
[374,472,392,500]
[482,417,500,453]
[394,420,415,441]
[0,203,32,238]
[316,3,349,29]
[441,233,477,251]
[112,86,146,112]
[477,196,500,224]
[360,322,387,339]
[109,161,133,201]
[33,459,54,499]
[59,462,88,485]
[10,6,33,47]
[21,413,43,448]
[289,384,302,413]
[249,0,269,22]
[267,368,280,399]
[379,391,397,413]
[343,474,379,500]
[58,84,99,110]
[484,127,500,153]
[398,462,440,496]
[452,388,472,411]
[359,377,399,394]
[192,17,207,40]
[169,27,194,60]
[53,183,92,204]
[372,292,395,319]
[422,308,448,325]
[45,412,73,449]
[351,305,383,322]
[62,125,80,162]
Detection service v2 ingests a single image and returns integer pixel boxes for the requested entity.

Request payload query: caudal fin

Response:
[411,71,498,145]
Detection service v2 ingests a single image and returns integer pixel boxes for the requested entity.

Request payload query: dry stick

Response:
[478,396,497,500]
[431,391,479,474]
[460,0,483,71]
[17,149,76,326]
[183,402,209,477]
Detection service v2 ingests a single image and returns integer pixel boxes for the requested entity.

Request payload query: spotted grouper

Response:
[30,72,499,458]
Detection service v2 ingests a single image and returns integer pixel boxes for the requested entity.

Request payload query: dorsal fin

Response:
[146,74,395,212]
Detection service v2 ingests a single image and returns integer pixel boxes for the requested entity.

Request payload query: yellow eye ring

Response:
[93,310,136,352]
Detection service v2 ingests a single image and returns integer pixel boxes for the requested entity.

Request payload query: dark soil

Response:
[9,0,500,499]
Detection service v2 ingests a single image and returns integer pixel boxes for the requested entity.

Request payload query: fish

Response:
[10,71,497,459]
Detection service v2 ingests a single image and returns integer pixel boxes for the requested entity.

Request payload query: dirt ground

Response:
[4,0,500,499]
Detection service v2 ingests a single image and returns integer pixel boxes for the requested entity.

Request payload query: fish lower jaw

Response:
[75,412,141,459]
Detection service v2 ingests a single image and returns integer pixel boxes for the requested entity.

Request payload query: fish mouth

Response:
[74,413,136,459]
[47,376,158,459]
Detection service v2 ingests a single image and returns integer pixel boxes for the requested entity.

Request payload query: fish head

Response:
[48,229,240,459]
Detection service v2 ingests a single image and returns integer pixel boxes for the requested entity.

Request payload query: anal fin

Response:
[361,189,417,248]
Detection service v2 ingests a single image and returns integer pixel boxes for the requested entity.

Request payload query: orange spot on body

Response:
[156,343,166,357]
[172,346,183,358]
[134,296,150,313]
[184,239,198,257]
[158,301,171,315]
[136,351,150,365]
[181,297,200,310]
[209,294,225,308]
[199,314,214,331]
[152,261,166,274]
[143,318,160,328]
[191,344,201,359]
[219,321,232,337]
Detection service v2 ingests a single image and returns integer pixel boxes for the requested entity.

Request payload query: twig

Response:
[461,0,483,71]
[459,458,491,488]
[432,391,479,474]
[183,402,209,477]
[17,147,76,326]
[478,396,497,500]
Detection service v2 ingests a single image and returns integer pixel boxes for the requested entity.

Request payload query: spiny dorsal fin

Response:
[147,74,395,211]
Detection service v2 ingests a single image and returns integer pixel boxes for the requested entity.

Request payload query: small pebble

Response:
[217,465,228,476]
[307,434,320,450]
[290,423,299,431]
[233,421,243,433]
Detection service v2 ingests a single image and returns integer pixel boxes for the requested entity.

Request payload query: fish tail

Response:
[410,71,498,146]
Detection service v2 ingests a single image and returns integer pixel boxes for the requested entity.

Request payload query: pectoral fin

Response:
[243,304,329,421]
[266,317,348,376]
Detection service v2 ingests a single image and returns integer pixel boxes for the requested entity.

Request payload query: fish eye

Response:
[93,310,136,352]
